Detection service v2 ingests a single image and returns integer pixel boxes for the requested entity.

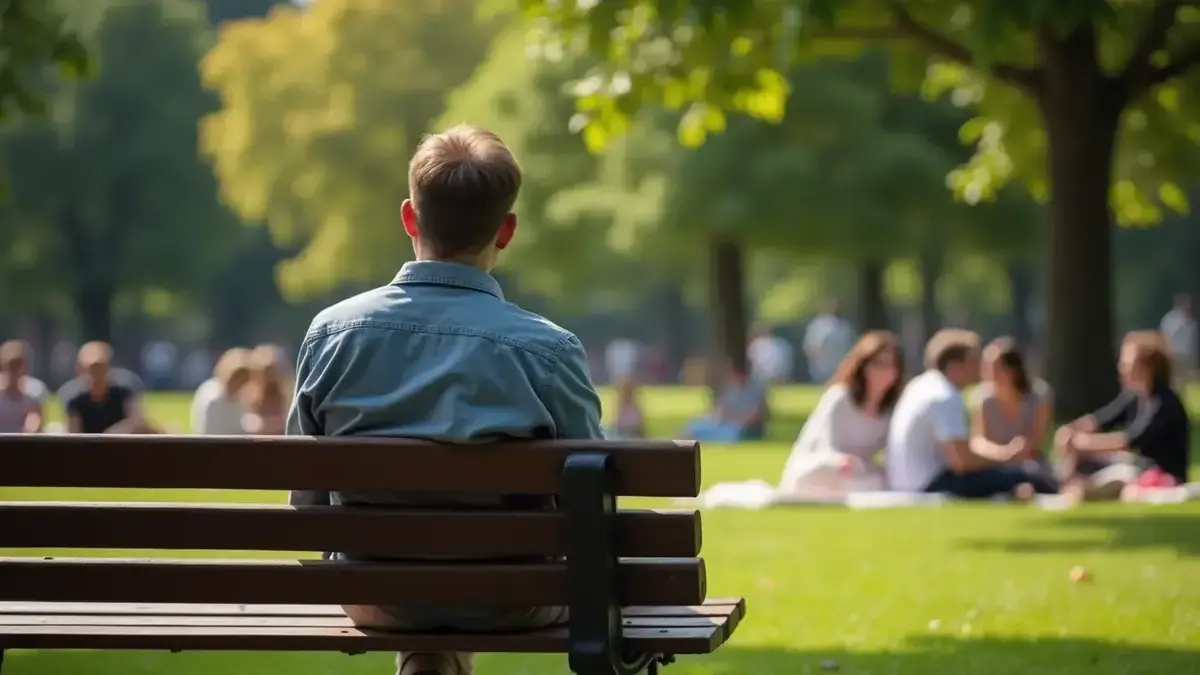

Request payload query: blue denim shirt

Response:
[286,260,604,510]
[284,261,603,629]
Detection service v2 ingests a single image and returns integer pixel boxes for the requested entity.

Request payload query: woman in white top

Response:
[190,348,251,435]
[779,331,905,499]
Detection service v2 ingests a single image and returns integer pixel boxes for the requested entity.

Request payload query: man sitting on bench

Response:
[286,125,605,675]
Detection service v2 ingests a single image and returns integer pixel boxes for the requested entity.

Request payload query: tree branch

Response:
[1141,40,1200,93]
[1119,1,1185,98]
[890,2,1042,95]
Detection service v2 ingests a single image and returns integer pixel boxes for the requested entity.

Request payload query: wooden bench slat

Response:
[0,599,745,654]
[0,614,725,629]
[0,625,720,654]
[0,435,701,497]
[0,557,706,607]
[0,503,702,558]
[0,599,744,618]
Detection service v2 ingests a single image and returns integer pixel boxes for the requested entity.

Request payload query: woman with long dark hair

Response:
[970,337,1053,478]
[777,331,905,499]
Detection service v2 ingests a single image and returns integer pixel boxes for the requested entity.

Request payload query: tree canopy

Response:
[0,0,239,342]
[201,0,500,300]
[0,0,89,126]
[517,0,1200,416]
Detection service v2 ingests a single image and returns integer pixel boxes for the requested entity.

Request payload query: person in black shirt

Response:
[61,341,148,434]
[1055,331,1191,499]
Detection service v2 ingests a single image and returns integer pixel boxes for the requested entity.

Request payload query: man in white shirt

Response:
[803,300,855,383]
[748,324,794,384]
[887,329,1058,498]
[604,338,641,384]
[1160,293,1197,389]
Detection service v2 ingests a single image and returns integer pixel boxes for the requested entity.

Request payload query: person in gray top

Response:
[970,337,1055,486]
[286,125,604,675]
[0,341,44,433]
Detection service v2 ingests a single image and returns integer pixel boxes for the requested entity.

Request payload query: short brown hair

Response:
[408,125,522,258]
[1123,330,1172,389]
[0,340,27,369]
[925,329,980,372]
[830,330,905,411]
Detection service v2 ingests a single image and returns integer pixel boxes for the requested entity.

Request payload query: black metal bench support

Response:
[563,452,668,675]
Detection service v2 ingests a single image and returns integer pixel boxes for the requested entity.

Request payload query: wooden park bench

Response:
[0,435,745,675]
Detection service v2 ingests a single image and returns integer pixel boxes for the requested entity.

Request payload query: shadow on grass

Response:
[959,513,1200,558]
[5,635,1198,675]
[673,636,1200,675]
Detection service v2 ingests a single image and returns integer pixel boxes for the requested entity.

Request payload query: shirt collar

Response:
[391,260,504,300]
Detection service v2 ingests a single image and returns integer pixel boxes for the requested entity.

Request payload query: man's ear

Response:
[401,199,419,239]
[495,213,517,250]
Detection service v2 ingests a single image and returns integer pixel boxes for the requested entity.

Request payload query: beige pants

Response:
[342,605,569,675]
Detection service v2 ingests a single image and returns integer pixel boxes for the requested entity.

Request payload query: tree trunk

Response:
[707,237,749,389]
[918,246,942,345]
[76,283,114,345]
[1038,25,1122,419]
[29,312,55,379]
[1007,260,1034,347]
[657,280,688,385]
[857,259,888,332]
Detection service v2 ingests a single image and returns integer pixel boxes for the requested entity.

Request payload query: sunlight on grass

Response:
[5,388,1200,675]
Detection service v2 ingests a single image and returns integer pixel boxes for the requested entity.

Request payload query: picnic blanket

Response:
[690,479,1200,510]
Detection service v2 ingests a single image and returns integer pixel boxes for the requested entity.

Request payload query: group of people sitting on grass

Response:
[0,338,290,437]
[769,327,1190,502]
[190,345,291,436]
[0,339,150,434]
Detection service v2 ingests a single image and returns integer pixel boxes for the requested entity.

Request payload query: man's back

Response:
[886,370,965,491]
[288,260,604,509]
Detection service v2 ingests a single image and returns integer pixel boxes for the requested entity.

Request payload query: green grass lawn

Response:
[6,387,1200,675]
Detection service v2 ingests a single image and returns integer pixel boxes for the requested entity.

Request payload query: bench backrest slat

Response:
[0,557,706,607]
[0,502,702,558]
[0,435,701,497]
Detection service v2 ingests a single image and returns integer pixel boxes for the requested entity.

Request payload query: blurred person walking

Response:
[804,299,855,383]
[748,323,794,385]
[1160,293,1197,390]
[605,337,641,385]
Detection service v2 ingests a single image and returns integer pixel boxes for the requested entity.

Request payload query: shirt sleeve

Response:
[286,341,329,507]
[285,342,322,437]
[969,383,992,410]
[1090,390,1136,431]
[64,390,84,416]
[930,393,970,442]
[822,386,862,451]
[1123,396,1165,448]
[1033,379,1053,406]
[22,378,47,405]
[544,333,605,439]
[190,385,211,435]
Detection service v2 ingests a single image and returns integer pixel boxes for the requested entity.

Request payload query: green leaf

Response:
[582,121,610,152]
[1158,182,1189,214]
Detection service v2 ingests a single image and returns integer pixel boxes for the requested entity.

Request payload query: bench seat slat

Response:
[0,557,706,607]
[0,600,745,654]
[0,599,744,618]
[0,436,701,497]
[0,503,702,558]
[0,615,725,629]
